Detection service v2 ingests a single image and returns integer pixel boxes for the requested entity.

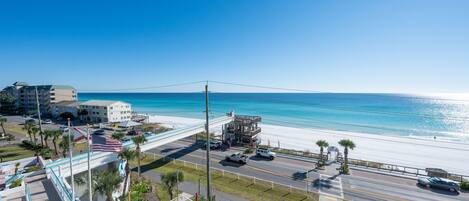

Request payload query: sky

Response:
[0,0,468,93]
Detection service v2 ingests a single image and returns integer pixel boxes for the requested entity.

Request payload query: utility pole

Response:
[68,119,75,201]
[87,125,92,201]
[35,86,43,146]
[205,83,212,200]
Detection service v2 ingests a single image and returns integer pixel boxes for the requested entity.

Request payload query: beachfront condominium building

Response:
[79,100,132,123]
[1,82,77,115]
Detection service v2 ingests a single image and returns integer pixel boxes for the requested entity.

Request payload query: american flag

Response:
[91,135,122,152]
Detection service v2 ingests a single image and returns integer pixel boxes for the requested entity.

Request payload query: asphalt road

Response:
[147,139,469,201]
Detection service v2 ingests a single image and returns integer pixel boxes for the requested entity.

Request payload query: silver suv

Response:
[256,148,276,160]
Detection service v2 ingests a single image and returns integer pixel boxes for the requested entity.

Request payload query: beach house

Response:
[79,100,132,123]
[222,115,262,147]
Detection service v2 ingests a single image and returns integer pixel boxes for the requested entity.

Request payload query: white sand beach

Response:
[149,115,469,175]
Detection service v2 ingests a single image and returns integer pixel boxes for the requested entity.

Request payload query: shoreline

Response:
[145,114,469,175]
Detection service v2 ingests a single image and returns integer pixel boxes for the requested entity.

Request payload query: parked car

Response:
[60,126,69,132]
[42,119,53,124]
[122,136,132,143]
[418,177,460,192]
[25,118,36,124]
[225,152,249,164]
[256,147,276,160]
[204,140,222,150]
[127,130,141,136]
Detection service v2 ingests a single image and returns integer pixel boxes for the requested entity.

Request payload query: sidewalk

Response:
[143,171,248,201]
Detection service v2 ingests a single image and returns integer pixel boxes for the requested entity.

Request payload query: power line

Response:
[208,80,324,93]
[78,81,205,92]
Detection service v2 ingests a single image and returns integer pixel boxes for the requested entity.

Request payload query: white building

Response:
[79,100,132,123]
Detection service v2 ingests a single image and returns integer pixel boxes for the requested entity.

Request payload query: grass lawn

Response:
[4,123,29,136]
[132,155,319,201]
[0,144,35,162]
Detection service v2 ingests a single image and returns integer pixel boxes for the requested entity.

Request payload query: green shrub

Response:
[243,148,254,154]
[40,148,51,159]
[21,140,35,149]
[461,181,469,191]
[25,166,42,173]
[10,179,22,188]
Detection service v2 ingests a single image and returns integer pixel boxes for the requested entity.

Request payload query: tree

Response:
[316,140,329,167]
[338,139,356,174]
[132,135,147,179]
[0,91,16,114]
[59,112,75,121]
[0,117,7,138]
[118,149,137,194]
[161,171,184,200]
[93,170,123,201]
[31,144,45,163]
[112,131,125,141]
[59,134,74,158]
[44,130,61,152]
[22,121,36,143]
[31,126,40,145]
[51,130,62,156]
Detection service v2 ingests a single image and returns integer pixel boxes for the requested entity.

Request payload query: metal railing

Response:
[341,157,469,182]
[24,184,32,201]
[47,167,72,201]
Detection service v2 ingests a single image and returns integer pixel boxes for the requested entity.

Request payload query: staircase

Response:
[23,172,60,201]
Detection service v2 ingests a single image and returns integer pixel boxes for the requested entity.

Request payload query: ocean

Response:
[78,93,469,142]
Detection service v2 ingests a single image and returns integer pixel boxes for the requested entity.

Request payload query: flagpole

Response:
[67,118,75,201]
[87,125,92,201]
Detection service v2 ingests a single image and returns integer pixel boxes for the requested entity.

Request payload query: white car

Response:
[42,119,53,124]
[225,152,249,164]
[256,148,276,160]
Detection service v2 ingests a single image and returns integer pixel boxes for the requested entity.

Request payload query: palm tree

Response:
[59,134,74,158]
[132,135,147,179]
[38,130,45,147]
[31,126,40,145]
[51,130,62,156]
[161,171,184,200]
[22,121,36,143]
[338,139,356,174]
[93,170,123,201]
[0,117,7,138]
[111,131,125,141]
[118,149,137,194]
[44,130,61,154]
[316,140,329,167]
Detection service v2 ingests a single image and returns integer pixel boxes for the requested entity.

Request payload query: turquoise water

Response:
[78,93,469,140]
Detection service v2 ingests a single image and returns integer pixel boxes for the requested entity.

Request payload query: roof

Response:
[80,100,129,107]
[20,85,75,91]
[53,101,81,107]
[119,120,142,128]
[13,82,29,86]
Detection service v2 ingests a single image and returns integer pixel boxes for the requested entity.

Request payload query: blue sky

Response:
[0,0,468,93]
